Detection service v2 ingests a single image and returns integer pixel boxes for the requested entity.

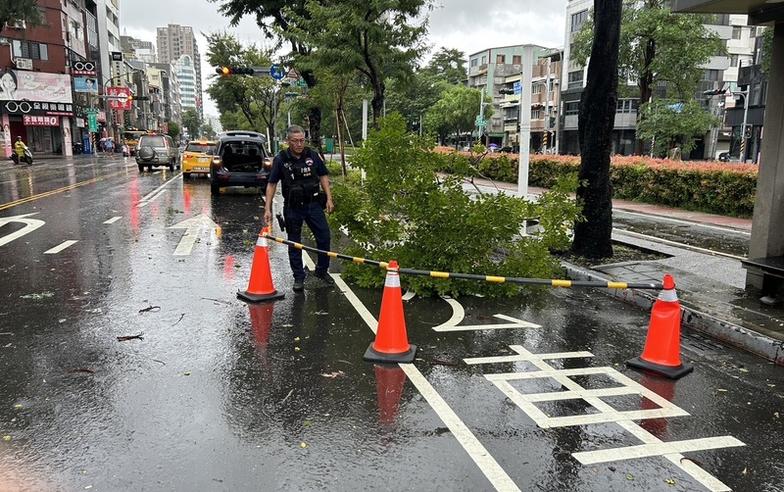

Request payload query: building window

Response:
[470,58,478,67]
[12,40,48,60]
[564,101,579,115]
[567,70,583,89]
[481,55,487,65]
[512,55,521,65]
[571,10,589,33]
[532,84,542,94]
[732,26,742,40]
[616,99,639,114]
[532,108,542,120]
[496,54,505,64]
[730,54,739,67]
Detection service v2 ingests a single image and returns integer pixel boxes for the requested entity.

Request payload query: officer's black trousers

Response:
[284,202,331,280]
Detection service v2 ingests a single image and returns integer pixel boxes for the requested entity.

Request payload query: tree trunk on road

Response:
[572,0,622,259]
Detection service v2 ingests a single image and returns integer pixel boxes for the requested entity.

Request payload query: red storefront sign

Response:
[106,86,132,110]
[23,115,60,127]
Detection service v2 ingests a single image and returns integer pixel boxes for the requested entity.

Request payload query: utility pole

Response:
[362,99,369,142]
[478,88,485,145]
[518,46,534,198]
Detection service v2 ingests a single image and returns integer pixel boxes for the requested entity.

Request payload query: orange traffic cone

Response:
[627,274,693,379]
[237,227,285,303]
[374,364,407,427]
[363,261,417,363]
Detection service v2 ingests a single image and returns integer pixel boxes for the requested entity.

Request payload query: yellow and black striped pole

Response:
[263,234,663,291]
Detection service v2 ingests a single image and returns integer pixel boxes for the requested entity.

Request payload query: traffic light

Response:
[744,125,753,140]
[215,66,255,76]
[498,88,515,95]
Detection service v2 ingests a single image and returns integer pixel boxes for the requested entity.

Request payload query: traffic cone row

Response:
[626,274,693,379]
[237,226,285,303]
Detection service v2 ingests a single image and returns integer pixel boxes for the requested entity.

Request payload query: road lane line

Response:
[0,171,127,212]
[300,251,521,492]
[44,240,78,255]
[137,190,168,208]
[0,213,45,247]
[572,437,746,465]
[103,216,122,224]
[136,172,181,207]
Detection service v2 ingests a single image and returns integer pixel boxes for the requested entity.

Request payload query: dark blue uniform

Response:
[268,148,331,281]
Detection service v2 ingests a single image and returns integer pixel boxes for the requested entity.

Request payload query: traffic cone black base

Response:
[626,357,693,380]
[364,344,417,364]
[237,290,285,303]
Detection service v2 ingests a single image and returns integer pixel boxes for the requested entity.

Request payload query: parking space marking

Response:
[468,343,743,491]
[573,437,745,465]
[434,299,540,331]
[103,216,122,224]
[299,251,521,491]
[44,240,78,255]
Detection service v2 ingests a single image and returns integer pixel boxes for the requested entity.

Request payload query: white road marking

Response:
[136,173,181,208]
[433,299,540,331]
[0,213,45,247]
[103,216,122,224]
[137,189,168,208]
[301,251,520,492]
[44,240,78,255]
[470,343,742,491]
[614,209,751,236]
[573,436,745,465]
[169,214,218,256]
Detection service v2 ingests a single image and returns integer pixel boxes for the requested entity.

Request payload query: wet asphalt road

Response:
[0,156,782,491]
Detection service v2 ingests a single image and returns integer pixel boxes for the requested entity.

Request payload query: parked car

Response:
[136,134,179,172]
[181,140,217,178]
[210,131,272,196]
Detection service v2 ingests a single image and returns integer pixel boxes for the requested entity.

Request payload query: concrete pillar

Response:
[747,21,784,290]
[62,117,73,157]
[1,114,10,158]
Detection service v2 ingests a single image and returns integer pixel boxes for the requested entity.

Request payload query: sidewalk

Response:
[465,175,783,365]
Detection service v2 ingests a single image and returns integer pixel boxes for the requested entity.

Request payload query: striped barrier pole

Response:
[263,234,663,291]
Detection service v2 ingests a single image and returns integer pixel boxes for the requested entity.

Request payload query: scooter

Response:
[11,149,33,165]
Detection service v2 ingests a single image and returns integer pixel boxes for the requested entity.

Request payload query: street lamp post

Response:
[704,86,750,161]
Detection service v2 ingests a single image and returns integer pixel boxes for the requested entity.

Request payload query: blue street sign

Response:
[513,81,522,95]
[270,64,285,80]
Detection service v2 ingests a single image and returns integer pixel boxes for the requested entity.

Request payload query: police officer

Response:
[264,125,334,292]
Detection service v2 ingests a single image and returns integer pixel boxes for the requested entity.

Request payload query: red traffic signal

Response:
[215,66,255,76]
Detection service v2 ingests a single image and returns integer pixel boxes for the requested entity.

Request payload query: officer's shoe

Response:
[314,270,335,285]
[293,279,305,292]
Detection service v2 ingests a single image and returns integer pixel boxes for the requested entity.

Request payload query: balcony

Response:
[469,63,488,76]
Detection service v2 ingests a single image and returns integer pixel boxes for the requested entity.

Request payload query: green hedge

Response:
[432,150,758,217]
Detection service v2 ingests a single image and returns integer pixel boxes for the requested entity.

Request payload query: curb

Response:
[562,261,784,366]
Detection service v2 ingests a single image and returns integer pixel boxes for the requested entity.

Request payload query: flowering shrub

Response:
[433,148,758,217]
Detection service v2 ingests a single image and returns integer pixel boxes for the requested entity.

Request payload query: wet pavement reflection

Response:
[0,157,782,490]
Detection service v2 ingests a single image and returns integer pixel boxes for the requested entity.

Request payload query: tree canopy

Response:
[0,0,42,29]
[288,0,429,125]
[425,85,487,146]
[636,100,719,156]
[205,33,280,142]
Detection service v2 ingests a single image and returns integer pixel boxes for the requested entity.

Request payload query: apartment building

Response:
[467,44,559,149]
[559,0,758,158]
[156,24,202,117]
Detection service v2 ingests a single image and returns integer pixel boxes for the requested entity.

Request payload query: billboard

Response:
[74,77,99,94]
[106,86,132,110]
[0,70,72,104]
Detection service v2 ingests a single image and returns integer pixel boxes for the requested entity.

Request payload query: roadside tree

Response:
[572,0,724,153]
[572,0,623,259]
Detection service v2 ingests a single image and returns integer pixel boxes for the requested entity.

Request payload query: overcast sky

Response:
[120,0,568,117]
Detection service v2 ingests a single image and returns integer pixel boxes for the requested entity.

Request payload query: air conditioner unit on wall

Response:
[15,58,33,70]
[9,20,26,29]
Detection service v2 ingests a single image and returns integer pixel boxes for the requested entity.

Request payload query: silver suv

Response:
[136,134,180,172]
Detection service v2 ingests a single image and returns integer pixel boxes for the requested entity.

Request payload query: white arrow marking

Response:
[433,297,541,332]
[0,213,45,247]
[169,214,218,256]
